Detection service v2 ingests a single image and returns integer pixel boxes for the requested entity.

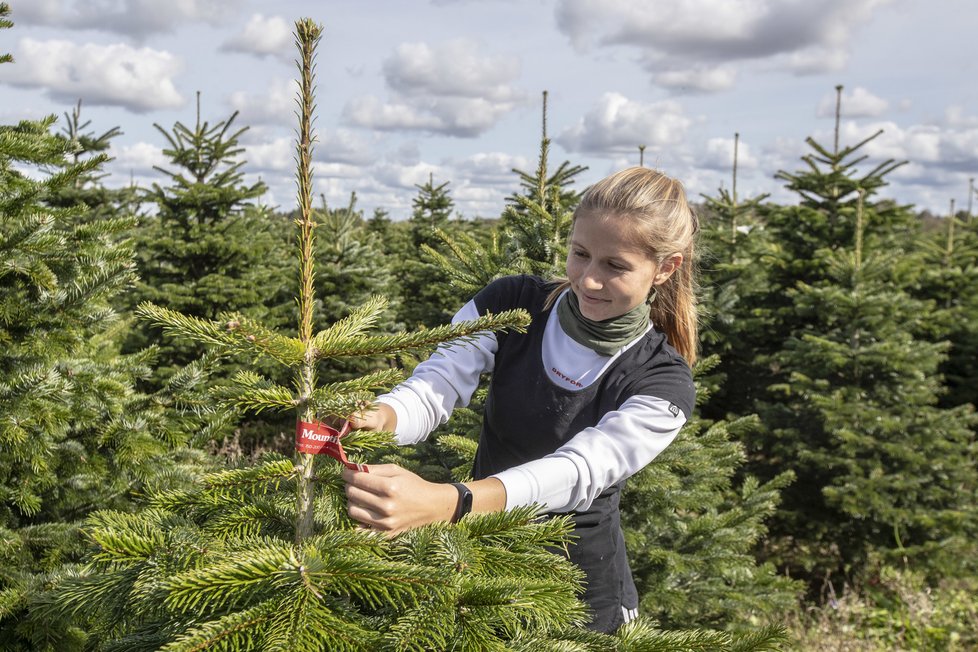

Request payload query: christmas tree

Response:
[0,7,226,647]
[743,88,978,583]
[122,93,286,388]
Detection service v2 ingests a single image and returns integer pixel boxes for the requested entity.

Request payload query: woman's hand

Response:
[342,464,457,535]
[347,402,397,433]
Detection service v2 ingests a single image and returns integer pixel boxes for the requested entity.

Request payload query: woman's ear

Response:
[653,253,683,285]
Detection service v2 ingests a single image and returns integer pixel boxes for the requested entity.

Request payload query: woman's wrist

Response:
[464,477,507,516]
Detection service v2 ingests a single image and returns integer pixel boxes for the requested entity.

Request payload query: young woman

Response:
[342,166,698,632]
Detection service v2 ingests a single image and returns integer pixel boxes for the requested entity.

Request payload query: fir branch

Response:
[381,594,458,652]
[224,316,306,366]
[162,540,294,614]
[314,309,531,359]
[306,368,405,418]
[310,295,388,353]
[201,458,297,494]
[85,509,168,563]
[135,303,305,367]
[212,372,298,414]
[459,576,587,633]
[458,506,573,551]
[296,543,451,610]
[728,625,788,652]
[159,598,279,652]
[613,617,731,651]
[263,591,381,652]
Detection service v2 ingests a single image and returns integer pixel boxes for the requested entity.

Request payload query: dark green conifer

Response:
[745,88,978,584]
[123,93,286,387]
[0,11,226,646]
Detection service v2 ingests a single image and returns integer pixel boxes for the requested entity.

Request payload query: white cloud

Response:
[654,65,737,92]
[555,0,892,91]
[453,152,532,186]
[221,14,292,59]
[700,136,758,172]
[343,39,526,137]
[243,137,293,172]
[556,92,692,155]
[373,161,445,191]
[343,95,515,137]
[228,79,296,127]
[811,117,978,179]
[3,38,184,112]
[945,105,978,129]
[108,141,167,173]
[817,86,889,118]
[241,131,374,173]
[13,0,238,39]
[383,39,522,102]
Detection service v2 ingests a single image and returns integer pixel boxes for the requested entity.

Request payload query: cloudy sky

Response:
[1,0,976,219]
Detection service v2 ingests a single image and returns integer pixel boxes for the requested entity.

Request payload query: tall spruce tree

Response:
[744,88,978,584]
[0,10,226,647]
[394,175,462,329]
[124,94,285,387]
[501,90,586,277]
[911,203,978,409]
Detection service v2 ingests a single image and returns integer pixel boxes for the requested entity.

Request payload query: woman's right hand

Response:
[348,402,397,432]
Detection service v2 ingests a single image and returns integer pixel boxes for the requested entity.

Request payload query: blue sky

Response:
[1,0,976,219]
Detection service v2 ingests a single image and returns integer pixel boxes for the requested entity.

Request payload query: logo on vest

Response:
[668,403,681,417]
[551,367,584,388]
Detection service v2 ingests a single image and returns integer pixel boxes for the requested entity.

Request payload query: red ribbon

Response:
[295,419,369,472]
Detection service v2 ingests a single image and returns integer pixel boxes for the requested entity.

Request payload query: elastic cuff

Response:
[490,466,540,511]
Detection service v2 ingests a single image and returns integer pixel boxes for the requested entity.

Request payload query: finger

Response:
[344,468,394,495]
[364,464,409,478]
[345,484,393,515]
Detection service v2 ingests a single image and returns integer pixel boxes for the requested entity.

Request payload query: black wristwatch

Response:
[450,482,473,523]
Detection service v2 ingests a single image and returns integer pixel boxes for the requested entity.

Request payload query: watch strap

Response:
[450,482,473,523]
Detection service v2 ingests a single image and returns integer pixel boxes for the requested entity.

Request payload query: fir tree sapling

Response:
[123,92,286,389]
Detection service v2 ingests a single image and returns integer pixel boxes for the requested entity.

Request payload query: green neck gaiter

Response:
[556,290,650,356]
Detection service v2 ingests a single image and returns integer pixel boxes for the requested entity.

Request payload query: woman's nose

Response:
[581,265,603,289]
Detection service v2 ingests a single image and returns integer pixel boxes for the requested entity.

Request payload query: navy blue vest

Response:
[471,275,694,632]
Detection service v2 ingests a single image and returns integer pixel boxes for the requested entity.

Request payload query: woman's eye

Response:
[572,250,588,258]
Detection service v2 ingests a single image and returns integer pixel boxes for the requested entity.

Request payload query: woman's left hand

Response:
[342,463,457,535]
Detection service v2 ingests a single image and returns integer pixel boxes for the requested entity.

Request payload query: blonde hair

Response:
[547,167,699,365]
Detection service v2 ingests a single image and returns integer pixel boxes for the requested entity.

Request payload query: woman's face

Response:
[566,211,679,321]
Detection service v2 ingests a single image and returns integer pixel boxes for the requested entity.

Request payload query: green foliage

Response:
[704,95,978,588]
[910,214,978,408]
[622,358,802,630]
[0,3,12,65]
[122,98,285,389]
[37,463,588,649]
[0,104,228,648]
[384,179,466,330]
